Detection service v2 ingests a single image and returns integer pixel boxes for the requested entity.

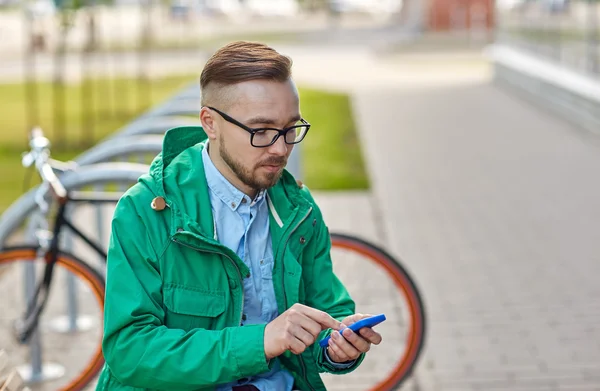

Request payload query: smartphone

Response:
[319,314,386,347]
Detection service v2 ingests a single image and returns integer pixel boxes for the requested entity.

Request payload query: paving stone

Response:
[352,56,600,391]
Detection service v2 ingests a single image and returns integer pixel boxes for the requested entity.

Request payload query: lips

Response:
[262,165,282,173]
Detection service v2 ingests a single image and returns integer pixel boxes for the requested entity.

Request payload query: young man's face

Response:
[202,79,301,195]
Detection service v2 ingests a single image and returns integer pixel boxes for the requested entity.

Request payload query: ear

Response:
[200,107,218,141]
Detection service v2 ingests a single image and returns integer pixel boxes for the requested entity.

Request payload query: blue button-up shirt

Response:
[203,145,294,391]
[202,144,351,391]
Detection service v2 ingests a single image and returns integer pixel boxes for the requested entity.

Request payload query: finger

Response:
[289,304,339,334]
[332,330,361,358]
[288,307,322,337]
[300,306,343,331]
[341,327,370,353]
[359,328,382,345]
[291,324,316,347]
[289,311,323,339]
[327,338,350,362]
[288,334,307,355]
[298,314,324,338]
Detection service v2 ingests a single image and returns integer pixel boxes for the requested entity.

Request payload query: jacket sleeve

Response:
[300,192,366,374]
[101,193,270,390]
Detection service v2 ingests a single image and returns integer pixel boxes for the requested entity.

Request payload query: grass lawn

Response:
[0,78,369,212]
[299,89,369,191]
[0,75,198,149]
[0,74,199,211]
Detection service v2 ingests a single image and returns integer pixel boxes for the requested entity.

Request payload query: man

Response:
[96,41,382,391]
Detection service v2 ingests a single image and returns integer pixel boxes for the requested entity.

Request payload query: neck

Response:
[207,143,258,199]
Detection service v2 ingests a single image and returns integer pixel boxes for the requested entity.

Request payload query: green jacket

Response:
[96,126,364,391]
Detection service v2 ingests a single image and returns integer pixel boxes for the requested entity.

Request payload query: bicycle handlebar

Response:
[22,127,68,202]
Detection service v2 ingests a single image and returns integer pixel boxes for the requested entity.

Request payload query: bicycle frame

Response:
[51,190,124,261]
[15,190,122,344]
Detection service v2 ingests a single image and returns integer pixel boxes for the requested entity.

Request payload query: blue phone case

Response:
[319,314,386,347]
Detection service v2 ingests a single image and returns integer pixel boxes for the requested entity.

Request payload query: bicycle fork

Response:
[13,202,67,344]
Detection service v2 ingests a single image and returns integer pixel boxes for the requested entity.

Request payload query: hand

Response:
[326,313,383,363]
[264,303,343,360]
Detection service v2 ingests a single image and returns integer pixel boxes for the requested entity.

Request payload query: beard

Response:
[219,134,286,191]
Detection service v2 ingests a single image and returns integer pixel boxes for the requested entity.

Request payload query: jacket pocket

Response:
[286,222,314,266]
[163,284,225,330]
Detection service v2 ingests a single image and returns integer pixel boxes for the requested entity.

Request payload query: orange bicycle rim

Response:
[0,247,105,391]
[330,235,425,391]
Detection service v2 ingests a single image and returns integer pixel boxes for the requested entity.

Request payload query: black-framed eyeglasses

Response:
[207,106,311,148]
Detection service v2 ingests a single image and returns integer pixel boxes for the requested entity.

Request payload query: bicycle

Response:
[0,128,123,391]
[0,128,426,391]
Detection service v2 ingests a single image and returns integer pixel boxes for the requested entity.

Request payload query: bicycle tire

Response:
[329,233,426,391]
[0,246,106,391]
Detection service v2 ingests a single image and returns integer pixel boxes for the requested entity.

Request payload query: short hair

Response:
[200,41,293,108]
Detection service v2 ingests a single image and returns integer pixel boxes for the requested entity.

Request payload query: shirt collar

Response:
[201,142,265,212]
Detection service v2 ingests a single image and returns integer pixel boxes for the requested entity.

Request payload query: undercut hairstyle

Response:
[200,41,293,109]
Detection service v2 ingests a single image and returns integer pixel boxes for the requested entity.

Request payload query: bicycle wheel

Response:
[321,233,426,391]
[0,247,105,391]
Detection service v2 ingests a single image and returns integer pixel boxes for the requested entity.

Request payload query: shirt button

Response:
[242,314,247,321]
[231,202,236,208]
[246,271,251,278]
[241,198,247,204]
[260,259,264,265]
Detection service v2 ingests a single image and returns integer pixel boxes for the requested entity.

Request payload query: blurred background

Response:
[1,0,600,390]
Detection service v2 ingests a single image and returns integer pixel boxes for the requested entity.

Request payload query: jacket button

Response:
[312,218,317,226]
[299,237,306,244]
[150,196,166,211]
[229,279,238,289]
[176,228,183,232]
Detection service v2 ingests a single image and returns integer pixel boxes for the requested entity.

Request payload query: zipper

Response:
[280,207,315,391]
[172,238,244,325]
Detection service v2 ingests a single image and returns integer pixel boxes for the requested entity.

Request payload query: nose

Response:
[267,135,290,156]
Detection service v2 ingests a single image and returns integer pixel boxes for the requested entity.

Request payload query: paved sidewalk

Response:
[282,44,600,390]
[349,57,600,390]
